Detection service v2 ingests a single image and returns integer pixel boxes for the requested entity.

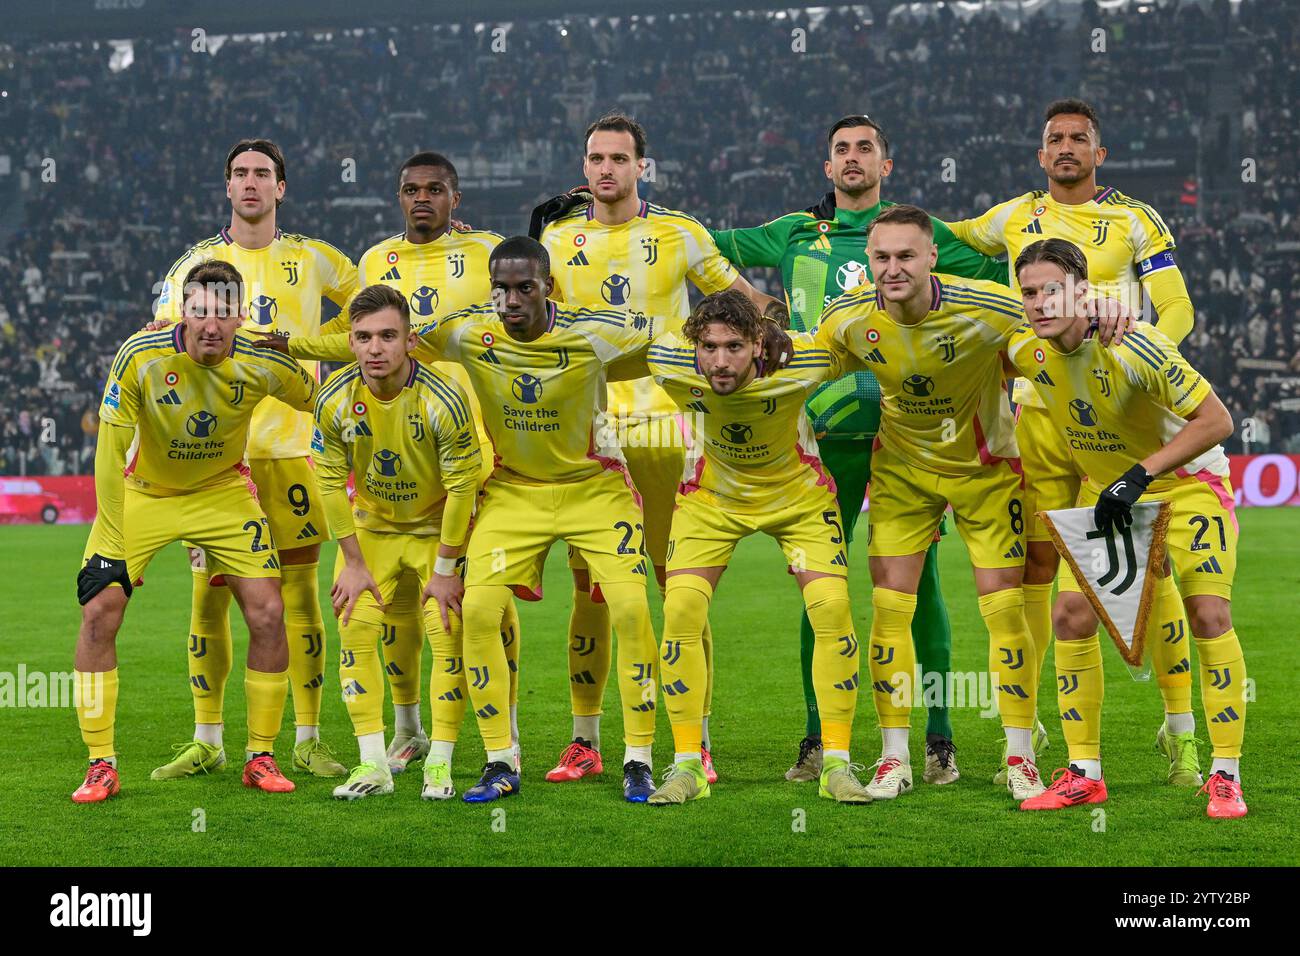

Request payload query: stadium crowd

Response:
[1,0,1296,476]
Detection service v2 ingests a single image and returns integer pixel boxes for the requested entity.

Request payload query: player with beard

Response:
[709,116,1006,786]
[947,100,1201,787]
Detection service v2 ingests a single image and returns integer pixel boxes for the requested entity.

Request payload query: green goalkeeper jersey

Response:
[711,195,1008,439]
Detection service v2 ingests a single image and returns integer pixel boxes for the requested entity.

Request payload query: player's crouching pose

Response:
[72,261,317,802]
[1008,239,1248,818]
[312,285,482,801]
[644,290,871,805]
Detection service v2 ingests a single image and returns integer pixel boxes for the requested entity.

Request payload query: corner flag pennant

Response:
[1038,501,1173,667]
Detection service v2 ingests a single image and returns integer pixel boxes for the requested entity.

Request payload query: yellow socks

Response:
[502,597,522,708]
[339,606,386,738]
[701,619,715,722]
[188,572,233,725]
[1149,574,1193,718]
[1054,635,1104,763]
[281,563,325,728]
[804,576,857,754]
[75,668,119,760]
[1022,581,1054,702]
[979,587,1036,730]
[461,585,513,752]
[426,600,468,744]
[379,570,423,708]
[602,581,658,749]
[245,667,289,754]
[660,575,711,754]
[868,588,917,729]
[1196,629,1247,759]
[567,586,611,722]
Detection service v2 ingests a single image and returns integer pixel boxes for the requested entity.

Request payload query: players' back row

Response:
[71,101,1247,818]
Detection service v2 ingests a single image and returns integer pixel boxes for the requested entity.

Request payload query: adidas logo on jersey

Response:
[862,347,886,364]
[380,267,401,281]
[567,251,590,266]
[155,388,182,405]
[1195,556,1224,574]
[353,419,373,436]
[1033,370,1054,387]
[1003,541,1025,559]
[1021,220,1044,235]
[685,400,709,414]
[296,522,318,540]
[479,349,502,365]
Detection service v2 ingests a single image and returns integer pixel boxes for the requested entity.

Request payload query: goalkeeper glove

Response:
[77,553,133,605]
[528,186,594,240]
[1094,463,1152,534]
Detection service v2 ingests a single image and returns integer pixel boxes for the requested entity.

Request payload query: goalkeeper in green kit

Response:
[710,115,1008,785]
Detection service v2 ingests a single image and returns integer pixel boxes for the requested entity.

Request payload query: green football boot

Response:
[293,737,349,778]
[150,740,226,780]
[1156,722,1204,786]
[818,756,873,804]
[647,759,710,805]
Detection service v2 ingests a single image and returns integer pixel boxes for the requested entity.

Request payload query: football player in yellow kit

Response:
[815,205,1134,804]
[535,112,788,786]
[150,140,358,781]
[72,261,316,802]
[301,152,522,778]
[312,284,482,800]
[948,100,1202,785]
[1007,239,1247,819]
[636,290,872,806]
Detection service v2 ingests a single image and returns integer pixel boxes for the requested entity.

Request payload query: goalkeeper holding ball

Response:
[709,115,1007,785]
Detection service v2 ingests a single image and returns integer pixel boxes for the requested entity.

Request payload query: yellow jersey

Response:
[948,186,1183,407]
[99,325,317,495]
[646,333,841,512]
[541,200,738,424]
[342,229,502,443]
[156,227,359,458]
[414,301,660,485]
[1005,321,1228,492]
[312,359,482,541]
[815,275,1023,476]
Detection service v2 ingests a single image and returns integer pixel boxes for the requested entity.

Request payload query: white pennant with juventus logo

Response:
[1038,501,1173,667]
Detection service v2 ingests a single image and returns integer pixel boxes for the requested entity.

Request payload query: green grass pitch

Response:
[1,510,1296,867]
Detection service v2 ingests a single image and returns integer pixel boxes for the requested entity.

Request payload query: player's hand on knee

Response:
[77,554,132,606]
[1089,295,1135,347]
[331,564,383,625]
[422,571,465,632]
[249,330,290,353]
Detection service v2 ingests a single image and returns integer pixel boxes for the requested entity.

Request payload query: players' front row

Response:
[71,211,1248,817]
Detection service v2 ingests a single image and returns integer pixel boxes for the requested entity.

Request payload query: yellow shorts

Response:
[867,444,1025,568]
[667,486,848,575]
[249,456,327,550]
[569,416,687,572]
[96,481,282,584]
[331,527,441,614]
[468,468,648,598]
[1059,474,1238,600]
[1017,404,1083,543]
